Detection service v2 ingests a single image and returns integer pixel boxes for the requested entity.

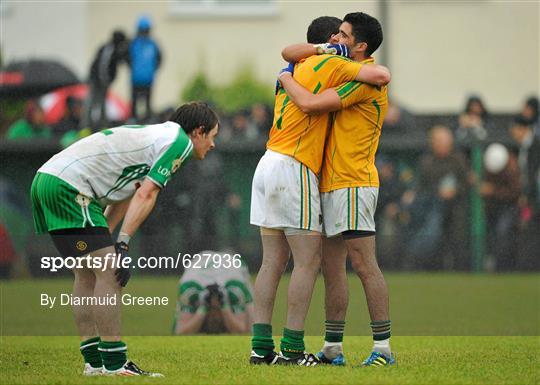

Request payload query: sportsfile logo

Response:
[40,253,243,272]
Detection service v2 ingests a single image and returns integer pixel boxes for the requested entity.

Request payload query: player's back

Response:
[320,81,388,192]
[39,122,187,204]
[267,54,362,175]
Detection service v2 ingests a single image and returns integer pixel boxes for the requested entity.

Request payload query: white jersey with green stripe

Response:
[38,121,193,206]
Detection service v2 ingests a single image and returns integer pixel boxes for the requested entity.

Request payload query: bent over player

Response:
[31,102,219,376]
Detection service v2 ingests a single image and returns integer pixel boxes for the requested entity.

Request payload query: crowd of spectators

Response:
[1,46,538,276]
[375,95,539,271]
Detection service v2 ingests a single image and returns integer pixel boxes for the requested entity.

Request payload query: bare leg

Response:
[345,236,389,322]
[90,245,122,341]
[319,235,348,359]
[253,228,290,324]
[72,266,98,340]
[284,232,321,330]
[322,236,348,322]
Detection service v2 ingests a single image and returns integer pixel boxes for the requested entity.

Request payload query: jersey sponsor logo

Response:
[157,165,171,177]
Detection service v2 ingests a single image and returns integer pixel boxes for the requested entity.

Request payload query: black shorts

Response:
[49,226,113,258]
[342,230,376,240]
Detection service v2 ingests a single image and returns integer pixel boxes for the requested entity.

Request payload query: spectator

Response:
[456,95,489,145]
[520,96,539,136]
[230,110,259,143]
[509,116,540,269]
[250,103,273,136]
[6,100,51,140]
[173,252,254,335]
[383,99,416,134]
[403,125,470,270]
[0,223,18,279]
[129,16,162,123]
[510,116,540,216]
[52,96,83,136]
[82,30,129,130]
[375,156,408,268]
[481,144,521,270]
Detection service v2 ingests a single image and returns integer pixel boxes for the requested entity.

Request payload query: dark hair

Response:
[525,96,539,120]
[112,30,126,45]
[307,16,342,44]
[464,95,488,120]
[343,12,383,56]
[513,114,532,128]
[169,102,219,135]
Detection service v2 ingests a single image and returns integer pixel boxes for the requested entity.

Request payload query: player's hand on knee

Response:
[114,241,131,287]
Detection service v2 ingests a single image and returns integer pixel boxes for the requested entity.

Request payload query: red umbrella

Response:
[40,83,130,125]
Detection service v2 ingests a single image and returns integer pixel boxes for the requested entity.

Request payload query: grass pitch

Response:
[1,273,539,384]
[1,336,538,384]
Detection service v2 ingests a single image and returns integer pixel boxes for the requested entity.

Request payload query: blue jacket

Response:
[129,37,161,86]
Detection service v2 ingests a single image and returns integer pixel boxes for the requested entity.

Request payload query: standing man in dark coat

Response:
[83,30,129,130]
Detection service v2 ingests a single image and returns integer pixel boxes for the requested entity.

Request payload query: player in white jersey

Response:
[30,102,219,377]
[173,251,254,335]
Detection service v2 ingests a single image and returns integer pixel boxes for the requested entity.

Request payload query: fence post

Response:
[470,143,486,272]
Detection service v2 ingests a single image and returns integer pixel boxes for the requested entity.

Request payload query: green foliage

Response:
[0,99,26,135]
[181,66,273,113]
[181,72,213,105]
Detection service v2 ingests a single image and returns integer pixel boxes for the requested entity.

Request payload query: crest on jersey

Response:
[171,158,182,174]
[76,241,88,251]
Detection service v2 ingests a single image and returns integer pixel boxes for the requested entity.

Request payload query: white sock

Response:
[373,339,391,357]
[322,341,343,360]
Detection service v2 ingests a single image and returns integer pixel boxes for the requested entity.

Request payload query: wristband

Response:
[118,232,131,245]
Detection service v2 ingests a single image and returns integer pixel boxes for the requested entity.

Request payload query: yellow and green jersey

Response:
[320,58,388,192]
[267,54,363,175]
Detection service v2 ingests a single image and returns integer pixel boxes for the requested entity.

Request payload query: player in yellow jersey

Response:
[250,16,391,366]
[278,12,395,367]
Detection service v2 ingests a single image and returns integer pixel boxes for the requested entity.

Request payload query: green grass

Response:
[1,336,538,384]
[1,274,539,336]
[1,274,539,384]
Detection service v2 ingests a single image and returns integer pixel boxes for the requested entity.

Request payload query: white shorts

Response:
[321,187,378,237]
[250,150,322,232]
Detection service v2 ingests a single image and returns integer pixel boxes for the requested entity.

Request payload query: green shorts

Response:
[31,172,108,234]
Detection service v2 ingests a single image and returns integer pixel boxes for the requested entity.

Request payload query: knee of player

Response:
[350,257,374,278]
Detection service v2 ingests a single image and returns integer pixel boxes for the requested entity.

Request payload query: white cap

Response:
[484,143,509,174]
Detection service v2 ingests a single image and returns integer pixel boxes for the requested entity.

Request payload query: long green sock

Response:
[98,340,127,371]
[251,323,274,357]
[80,337,101,368]
[280,328,305,358]
[325,320,345,343]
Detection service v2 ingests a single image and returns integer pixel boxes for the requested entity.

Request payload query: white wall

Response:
[86,1,379,111]
[388,1,539,112]
[0,1,88,78]
[2,1,538,113]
